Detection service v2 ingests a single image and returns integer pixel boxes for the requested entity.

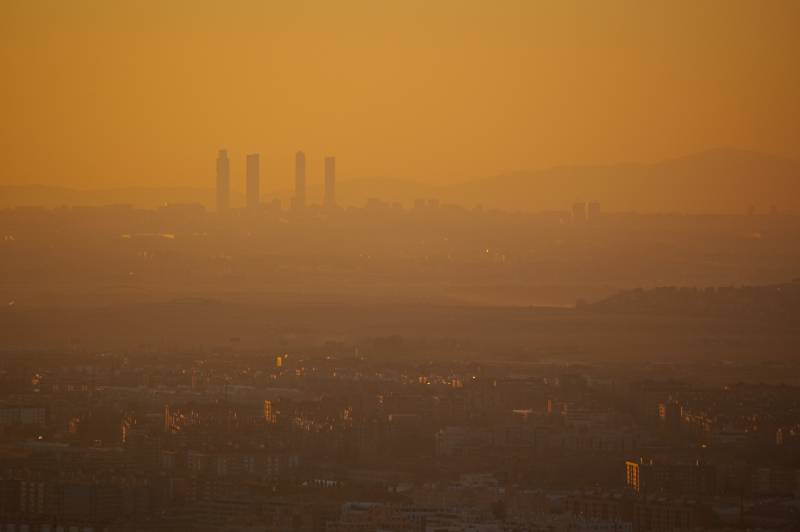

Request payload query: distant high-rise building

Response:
[264,400,276,423]
[324,156,336,207]
[294,151,306,210]
[216,149,230,212]
[246,153,260,210]
[587,201,601,221]
[572,202,587,223]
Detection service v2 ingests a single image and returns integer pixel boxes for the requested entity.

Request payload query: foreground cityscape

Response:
[0,349,799,531]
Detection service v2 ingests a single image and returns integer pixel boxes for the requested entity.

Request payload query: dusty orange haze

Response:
[1,0,798,201]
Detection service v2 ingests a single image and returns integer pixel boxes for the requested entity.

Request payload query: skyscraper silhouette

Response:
[587,201,601,221]
[324,156,336,208]
[246,153,260,210]
[294,151,306,210]
[572,202,587,223]
[216,149,230,212]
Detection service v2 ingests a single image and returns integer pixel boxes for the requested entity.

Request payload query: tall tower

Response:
[572,202,587,223]
[324,156,336,208]
[246,153,260,210]
[216,149,230,212]
[587,201,601,221]
[294,151,306,210]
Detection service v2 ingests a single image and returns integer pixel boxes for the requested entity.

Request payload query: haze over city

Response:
[1,2,800,532]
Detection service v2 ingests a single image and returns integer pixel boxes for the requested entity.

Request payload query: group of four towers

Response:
[215,150,336,212]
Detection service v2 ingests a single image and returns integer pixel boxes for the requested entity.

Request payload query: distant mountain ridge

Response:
[442,148,800,213]
[1,148,797,213]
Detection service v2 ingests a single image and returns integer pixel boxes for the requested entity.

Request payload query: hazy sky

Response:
[1,0,798,191]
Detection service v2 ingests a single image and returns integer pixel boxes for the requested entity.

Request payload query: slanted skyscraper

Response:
[246,153,260,210]
[572,202,587,223]
[216,149,230,212]
[324,156,336,207]
[587,201,601,221]
[293,151,306,210]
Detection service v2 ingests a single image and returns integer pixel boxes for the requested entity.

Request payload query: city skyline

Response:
[7,146,790,214]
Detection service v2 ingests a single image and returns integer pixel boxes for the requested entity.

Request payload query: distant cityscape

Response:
[194,148,610,226]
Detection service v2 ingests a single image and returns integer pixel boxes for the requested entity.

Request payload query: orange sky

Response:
[1,0,798,192]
